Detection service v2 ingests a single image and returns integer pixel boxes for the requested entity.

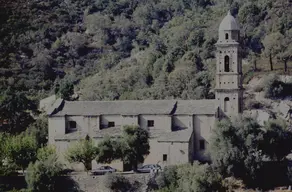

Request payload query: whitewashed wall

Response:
[139,115,172,131]
[48,117,66,144]
[84,116,100,134]
[100,115,138,128]
[143,140,189,168]
[193,115,215,161]
[172,115,193,129]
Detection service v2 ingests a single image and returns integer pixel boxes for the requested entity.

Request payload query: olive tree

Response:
[66,135,98,171]
[97,125,150,171]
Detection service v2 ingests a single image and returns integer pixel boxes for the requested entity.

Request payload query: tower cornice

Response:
[214,87,244,92]
[216,72,243,76]
[215,41,239,46]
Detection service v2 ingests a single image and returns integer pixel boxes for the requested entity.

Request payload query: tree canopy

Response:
[209,116,292,188]
[0,0,291,102]
[65,135,98,171]
[4,133,38,172]
[97,125,150,171]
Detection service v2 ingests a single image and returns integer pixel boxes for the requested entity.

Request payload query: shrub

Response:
[262,74,292,99]
[37,145,56,161]
[155,165,178,189]
[65,136,98,171]
[155,163,225,192]
[25,155,63,192]
[245,99,264,110]
[176,162,225,192]
[4,134,38,172]
[222,177,245,191]
[102,173,132,192]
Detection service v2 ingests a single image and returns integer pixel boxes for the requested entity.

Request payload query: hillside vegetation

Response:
[0,0,291,101]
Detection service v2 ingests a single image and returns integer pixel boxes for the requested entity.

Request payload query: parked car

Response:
[91,166,117,175]
[137,164,162,173]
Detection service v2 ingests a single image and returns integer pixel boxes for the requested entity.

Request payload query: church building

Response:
[47,11,243,171]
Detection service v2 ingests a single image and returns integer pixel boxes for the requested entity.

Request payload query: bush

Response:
[65,136,98,171]
[155,163,225,192]
[25,155,63,192]
[155,165,178,189]
[176,162,225,192]
[27,115,48,147]
[222,177,245,191]
[264,75,284,98]
[102,173,133,192]
[245,99,264,110]
[262,74,292,99]
[4,134,38,172]
[37,145,56,161]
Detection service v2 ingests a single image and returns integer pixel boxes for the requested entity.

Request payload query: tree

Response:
[0,88,36,134]
[121,125,150,171]
[37,145,57,161]
[249,52,259,71]
[276,40,292,72]
[102,173,133,192]
[27,115,48,147]
[96,136,122,164]
[56,80,74,100]
[97,125,150,171]
[155,163,225,192]
[4,134,38,172]
[66,135,98,171]
[208,117,264,186]
[262,32,284,71]
[260,119,292,161]
[25,155,63,192]
[0,133,17,176]
[209,116,292,188]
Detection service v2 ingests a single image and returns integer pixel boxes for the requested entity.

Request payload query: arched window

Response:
[224,97,230,112]
[224,56,230,72]
[225,33,229,40]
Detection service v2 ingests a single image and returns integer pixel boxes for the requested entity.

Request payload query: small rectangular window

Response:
[108,121,115,127]
[69,121,77,129]
[199,140,205,150]
[163,154,167,161]
[147,120,154,127]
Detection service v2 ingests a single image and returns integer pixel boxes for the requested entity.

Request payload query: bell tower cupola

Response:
[215,11,243,118]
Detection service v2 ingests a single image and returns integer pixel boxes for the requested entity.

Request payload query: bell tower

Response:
[215,11,243,118]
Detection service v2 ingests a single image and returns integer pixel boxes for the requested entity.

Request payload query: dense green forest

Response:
[0,0,291,102]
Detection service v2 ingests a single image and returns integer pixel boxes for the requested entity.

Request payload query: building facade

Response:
[47,11,243,171]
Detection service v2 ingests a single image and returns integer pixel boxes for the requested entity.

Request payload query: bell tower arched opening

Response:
[224,97,230,112]
[225,33,229,40]
[224,56,230,72]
